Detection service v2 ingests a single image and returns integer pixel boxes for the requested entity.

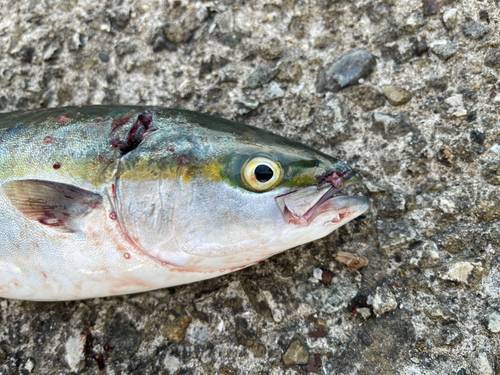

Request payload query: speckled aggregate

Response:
[0,0,499,374]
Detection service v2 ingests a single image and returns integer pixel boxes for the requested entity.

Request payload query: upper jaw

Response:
[275,168,366,226]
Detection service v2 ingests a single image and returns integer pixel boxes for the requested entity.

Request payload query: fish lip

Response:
[275,169,365,226]
[317,168,362,188]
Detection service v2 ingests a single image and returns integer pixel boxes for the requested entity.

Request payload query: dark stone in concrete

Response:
[316,50,376,92]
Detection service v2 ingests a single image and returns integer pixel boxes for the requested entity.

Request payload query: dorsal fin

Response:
[2,180,102,232]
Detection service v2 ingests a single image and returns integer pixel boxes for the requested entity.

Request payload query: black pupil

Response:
[255,164,274,183]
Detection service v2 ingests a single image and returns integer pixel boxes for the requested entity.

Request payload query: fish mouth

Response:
[275,169,368,226]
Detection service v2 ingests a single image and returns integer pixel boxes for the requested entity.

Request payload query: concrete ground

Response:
[0,0,499,373]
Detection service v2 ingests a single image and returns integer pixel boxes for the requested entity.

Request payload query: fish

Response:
[0,106,369,301]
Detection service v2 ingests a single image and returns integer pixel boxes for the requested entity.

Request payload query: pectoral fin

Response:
[2,180,102,232]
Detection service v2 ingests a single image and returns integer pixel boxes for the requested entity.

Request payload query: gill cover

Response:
[114,111,368,271]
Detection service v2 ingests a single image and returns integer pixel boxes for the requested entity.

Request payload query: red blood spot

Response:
[321,172,343,188]
[53,163,61,170]
[111,115,132,132]
[43,136,53,145]
[348,295,369,314]
[220,269,226,272]
[109,211,117,220]
[42,271,48,278]
[177,154,190,165]
[202,137,208,142]
[120,113,153,155]
[109,112,155,155]
[167,146,175,152]
[109,137,126,149]
[124,253,131,259]
[56,115,70,124]
[161,261,167,267]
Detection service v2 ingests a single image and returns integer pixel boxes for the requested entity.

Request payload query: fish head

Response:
[115,111,369,271]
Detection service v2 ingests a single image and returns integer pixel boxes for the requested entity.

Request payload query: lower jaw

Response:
[284,195,369,227]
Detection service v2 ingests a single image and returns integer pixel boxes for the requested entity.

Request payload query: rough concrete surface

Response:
[0,0,499,374]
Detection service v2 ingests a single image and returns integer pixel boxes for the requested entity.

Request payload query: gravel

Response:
[0,0,499,374]
[382,85,412,106]
[316,49,377,92]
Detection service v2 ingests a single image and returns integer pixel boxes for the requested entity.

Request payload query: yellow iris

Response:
[242,156,283,192]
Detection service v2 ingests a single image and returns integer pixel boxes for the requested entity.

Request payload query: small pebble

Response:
[43,41,61,61]
[343,86,385,111]
[237,98,259,109]
[442,8,458,29]
[313,318,328,330]
[264,82,285,101]
[308,330,327,338]
[472,352,494,375]
[277,63,303,83]
[259,38,283,60]
[115,42,136,57]
[423,0,441,15]
[107,5,131,29]
[167,24,185,44]
[462,21,486,40]
[382,85,412,106]
[481,160,500,186]
[283,341,309,366]
[487,312,500,333]
[306,354,322,373]
[316,49,376,92]
[364,181,391,193]
[165,316,193,342]
[479,10,490,24]
[484,47,500,68]
[372,285,397,316]
[429,40,457,61]
[356,307,372,320]
[403,13,425,34]
[428,306,458,322]
[313,268,323,281]
[444,94,467,117]
[98,52,110,63]
[438,261,474,284]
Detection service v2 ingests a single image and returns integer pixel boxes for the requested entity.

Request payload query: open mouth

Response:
[275,169,365,226]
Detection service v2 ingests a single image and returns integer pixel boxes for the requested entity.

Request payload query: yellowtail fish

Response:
[0,106,369,300]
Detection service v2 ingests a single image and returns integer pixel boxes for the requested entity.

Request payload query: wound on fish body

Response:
[0,106,369,301]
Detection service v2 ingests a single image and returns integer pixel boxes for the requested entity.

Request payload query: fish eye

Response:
[242,157,283,192]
